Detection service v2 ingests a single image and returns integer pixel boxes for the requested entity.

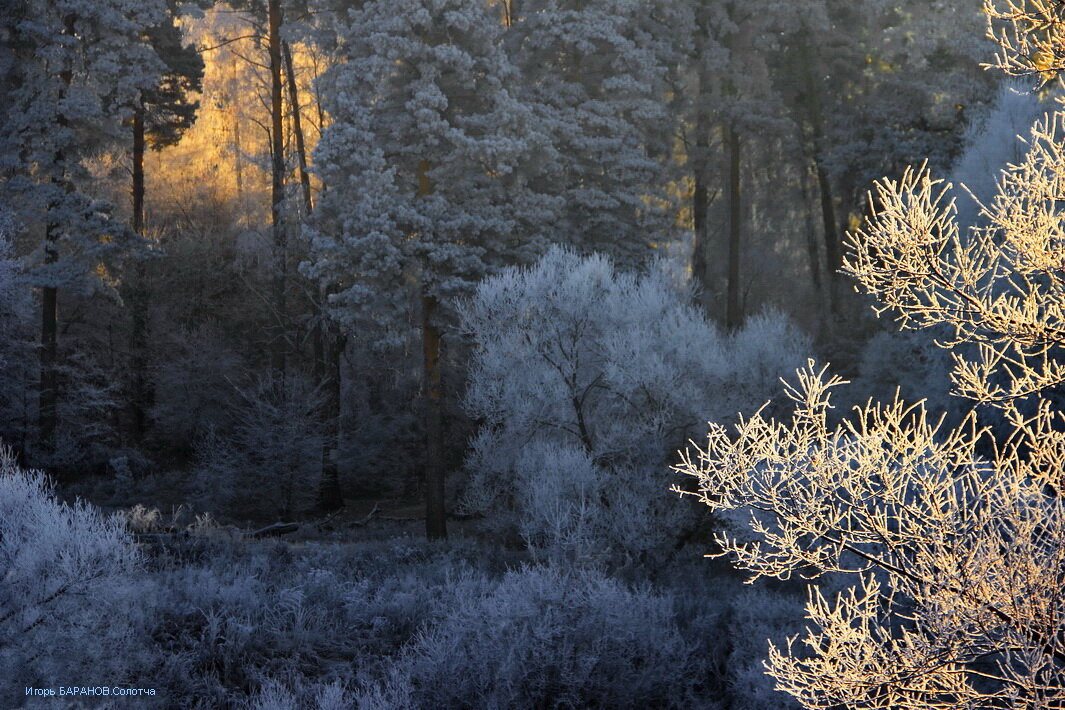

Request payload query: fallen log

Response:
[347,503,380,528]
[247,522,299,539]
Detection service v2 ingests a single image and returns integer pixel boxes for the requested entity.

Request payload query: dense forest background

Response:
[0,1,1052,708]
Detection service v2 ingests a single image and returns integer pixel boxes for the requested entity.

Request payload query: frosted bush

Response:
[361,565,711,709]
[248,679,352,710]
[724,587,805,710]
[0,448,143,704]
[725,309,817,420]
[460,247,809,560]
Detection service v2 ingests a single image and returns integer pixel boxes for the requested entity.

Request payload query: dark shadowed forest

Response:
[4,1,1065,708]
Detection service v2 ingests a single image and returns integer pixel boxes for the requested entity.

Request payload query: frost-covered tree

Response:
[462,248,809,562]
[505,0,683,268]
[1,0,167,448]
[133,2,204,234]
[948,79,1050,233]
[305,0,554,538]
[193,375,324,520]
[127,3,205,444]
[769,0,992,313]
[675,10,1065,706]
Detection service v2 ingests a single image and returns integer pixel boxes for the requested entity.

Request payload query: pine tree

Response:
[128,3,204,442]
[1,0,168,452]
[506,0,683,267]
[305,0,551,539]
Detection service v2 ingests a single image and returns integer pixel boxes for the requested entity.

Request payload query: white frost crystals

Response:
[0,448,142,704]
[461,247,809,563]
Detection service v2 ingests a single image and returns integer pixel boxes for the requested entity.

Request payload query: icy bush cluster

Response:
[137,534,790,710]
[460,248,810,561]
[851,328,963,422]
[360,566,708,709]
[0,449,145,705]
[0,466,803,708]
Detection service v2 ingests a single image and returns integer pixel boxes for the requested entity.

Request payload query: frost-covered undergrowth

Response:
[0,449,148,708]
[0,452,805,710]
[141,534,802,710]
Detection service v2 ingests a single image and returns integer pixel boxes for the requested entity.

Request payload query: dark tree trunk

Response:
[229,59,245,215]
[39,14,77,449]
[814,158,840,313]
[691,162,709,303]
[689,76,712,310]
[268,0,287,380]
[799,162,823,291]
[316,322,344,511]
[422,290,446,540]
[282,40,312,217]
[726,123,743,331]
[129,102,150,442]
[417,158,446,540]
[132,104,145,234]
[690,13,713,312]
[801,39,841,315]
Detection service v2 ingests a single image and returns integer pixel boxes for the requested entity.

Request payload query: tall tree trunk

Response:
[315,318,344,511]
[799,161,822,291]
[310,53,328,194]
[813,157,840,313]
[40,14,77,450]
[421,290,446,540]
[282,40,312,217]
[801,38,841,315]
[726,122,743,331]
[230,58,245,218]
[268,0,287,380]
[129,102,150,442]
[132,104,145,234]
[690,29,712,311]
[418,158,446,540]
[691,155,709,303]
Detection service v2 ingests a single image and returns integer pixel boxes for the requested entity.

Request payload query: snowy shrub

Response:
[192,375,324,520]
[361,565,712,710]
[725,309,819,421]
[247,679,353,710]
[140,536,501,707]
[0,448,144,704]
[723,587,805,710]
[459,247,809,561]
